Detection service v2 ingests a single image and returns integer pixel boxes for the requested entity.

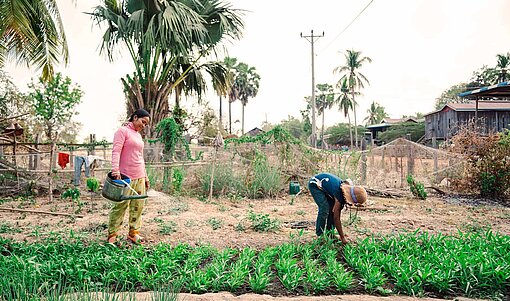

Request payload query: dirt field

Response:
[1,189,508,301]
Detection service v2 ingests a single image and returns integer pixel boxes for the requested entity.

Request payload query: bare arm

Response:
[332,200,348,244]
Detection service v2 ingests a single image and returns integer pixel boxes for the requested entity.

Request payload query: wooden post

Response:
[432,136,438,184]
[34,134,41,170]
[361,139,367,185]
[89,134,96,155]
[381,146,386,170]
[407,139,414,176]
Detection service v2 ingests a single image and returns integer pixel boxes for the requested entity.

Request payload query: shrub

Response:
[246,151,282,199]
[448,125,510,198]
[406,175,427,200]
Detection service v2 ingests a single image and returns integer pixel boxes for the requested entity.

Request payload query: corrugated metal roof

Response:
[424,101,510,117]
[458,81,510,98]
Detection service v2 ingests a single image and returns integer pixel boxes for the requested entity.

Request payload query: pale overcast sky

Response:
[6,0,510,141]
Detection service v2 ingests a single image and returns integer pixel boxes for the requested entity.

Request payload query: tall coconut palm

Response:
[337,78,355,149]
[315,83,335,149]
[334,49,371,148]
[364,101,388,125]
[90,0,244,138]
[233,62,259,135]
[0,0,68,81]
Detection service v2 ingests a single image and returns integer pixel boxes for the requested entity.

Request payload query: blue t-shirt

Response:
[311,173,346,204]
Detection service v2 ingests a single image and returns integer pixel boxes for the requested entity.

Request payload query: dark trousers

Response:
[308,182,335,236]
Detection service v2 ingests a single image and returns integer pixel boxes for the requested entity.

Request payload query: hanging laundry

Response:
[57,152,70,169]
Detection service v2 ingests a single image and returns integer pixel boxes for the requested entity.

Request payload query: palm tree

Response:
[232,62,260,135]
[0,0,68,81]
[90,0,244,138]
[364,101,388,125]
[222,57,238,134]
[337,78,355,149]
[495,52,510,83]
[211,60,232,132]
[334,49,371,148]
[315,83,335,148]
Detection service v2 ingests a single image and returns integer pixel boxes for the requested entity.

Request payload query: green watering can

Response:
[102,172,148,202]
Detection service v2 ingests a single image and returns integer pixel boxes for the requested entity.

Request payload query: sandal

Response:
[107,234,118,245]
[127,234,145,244]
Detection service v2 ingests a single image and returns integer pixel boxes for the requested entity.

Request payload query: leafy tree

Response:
[364,101,388,125]
[334,49,371,148]
[434,83,471,110]
[0,71,29,128]
[28,72,82,201]
[90,0,244,138]
[300,97,313,142]
[325,123,352,146]
[467,65,496,89]
[315,83,335,148]
[378,122,425,144]
[279,116,308,141]
[0,0,68,81]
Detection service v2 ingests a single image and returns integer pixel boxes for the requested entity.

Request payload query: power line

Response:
[319,0,375,53]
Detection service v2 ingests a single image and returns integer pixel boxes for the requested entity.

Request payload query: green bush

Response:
[198,162,245,198]
[246,151,282,199]
[379,122,425,144]
[406,175,427,200]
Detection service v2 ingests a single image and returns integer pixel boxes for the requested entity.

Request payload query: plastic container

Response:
[289,181,300,195]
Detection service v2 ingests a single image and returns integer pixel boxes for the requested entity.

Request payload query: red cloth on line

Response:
[58,152,70,169]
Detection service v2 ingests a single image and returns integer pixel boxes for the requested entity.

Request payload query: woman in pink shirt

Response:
[107,109,150,244]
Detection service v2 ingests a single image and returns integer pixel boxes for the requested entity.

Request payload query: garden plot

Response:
[1,189,510,300]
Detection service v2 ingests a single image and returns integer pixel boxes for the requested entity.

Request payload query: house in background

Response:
[424,101,510,140]
[424,81,510,141]
[366,118,419,145]
[245,127,264,137]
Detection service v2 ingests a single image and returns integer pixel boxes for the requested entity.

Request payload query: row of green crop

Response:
[1,230,509,300]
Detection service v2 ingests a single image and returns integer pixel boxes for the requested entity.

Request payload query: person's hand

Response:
[111,171,121,180]
[145,178,150,191]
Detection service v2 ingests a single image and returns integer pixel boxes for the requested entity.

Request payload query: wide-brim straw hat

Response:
[340,185,367,206]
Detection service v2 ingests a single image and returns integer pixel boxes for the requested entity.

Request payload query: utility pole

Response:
[301,30,324,148]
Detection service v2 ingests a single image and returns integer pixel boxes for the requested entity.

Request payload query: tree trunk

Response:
[241,103,245,135]
[348,113,353,150]
[352,90,358,149]
[321,111,325,149]
[48,140,56,202]
[229,101,232,134]
[219,95,223,131]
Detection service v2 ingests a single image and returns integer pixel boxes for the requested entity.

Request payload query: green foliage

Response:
[224,125,300,146]
[1,231,509,299]
[325,123,352,145]
[246,151,282,199]
[199,162,245,198]
[434,82,470,110]
[378,122,425,144]
[28,73,83,141]
[172,167,185,193]
[247,211,280,232]
[406,175,427,200]
[61,187,80,201]
[86,177,100,192]
[152,117,201,161]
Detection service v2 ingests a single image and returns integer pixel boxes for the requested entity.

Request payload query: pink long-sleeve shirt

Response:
[111,122,147,180]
